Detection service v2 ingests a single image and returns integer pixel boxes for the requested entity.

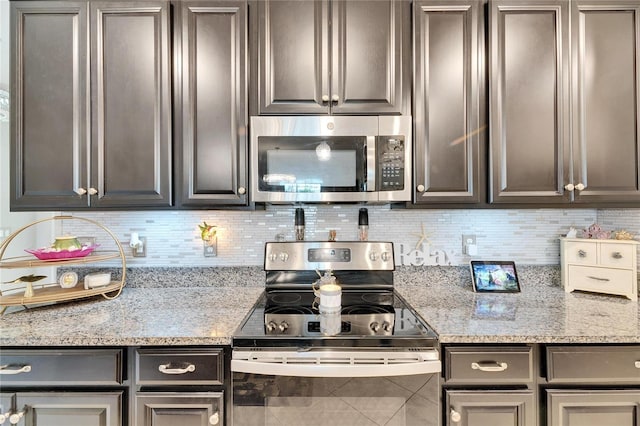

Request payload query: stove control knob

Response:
[369,251,379,261]
[382,321,392,332]
[370,321,381,333]
[278,321,289,332]
[266,321,278,332]
[268,252,278,262]
[279,252,289,262]
[381,251,391,262]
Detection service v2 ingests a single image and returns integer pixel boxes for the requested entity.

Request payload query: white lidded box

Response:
[84,272,112,289]
[560,237,638,300]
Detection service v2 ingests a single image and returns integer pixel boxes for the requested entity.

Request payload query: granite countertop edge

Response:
[1,265,638,346]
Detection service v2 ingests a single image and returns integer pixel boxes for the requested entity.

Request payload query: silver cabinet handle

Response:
[321,95,329,103]
[416,184,426,193]
[587,276,610,282]
[88,187,98,195]
[0,364,31,375]
[578,249,587,258]
[238,186,246,195]
[471,361,508,372]
[331,94,339,102]
[564,183,575,191]
[209,412,220,425]
[8,410,24,425]
[74,187,87,196]
[450,409,461,423]
[612,252,623,259]
[575,183,585,191]
[0,410,12,425]
[158,363,196,375]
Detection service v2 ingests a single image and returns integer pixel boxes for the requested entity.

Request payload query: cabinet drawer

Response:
[599,242,635,269]
[547,346,640,384]
[136,348,224,386]
[444,346,533,384]
[564,241,597,265]
[567,265,633,296]
[0,349,123,386]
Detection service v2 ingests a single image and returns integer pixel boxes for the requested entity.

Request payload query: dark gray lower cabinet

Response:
[133,348,226,425]
[0,393,13,423]
[547,390,640,426]
[445,390,536,426]
[13,392,122,426]
[136,393,223,426]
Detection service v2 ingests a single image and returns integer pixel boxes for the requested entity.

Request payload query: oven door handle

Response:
[231,359,441,378]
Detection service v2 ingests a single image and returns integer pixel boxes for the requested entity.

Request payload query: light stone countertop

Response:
[0,266,638,346]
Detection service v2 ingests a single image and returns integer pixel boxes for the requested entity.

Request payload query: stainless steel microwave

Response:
[250,116,412,203]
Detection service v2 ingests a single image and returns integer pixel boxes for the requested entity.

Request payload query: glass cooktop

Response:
[232,289,438,349]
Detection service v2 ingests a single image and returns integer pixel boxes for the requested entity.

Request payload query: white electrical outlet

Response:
[462,234,477,255]
[0,228,11,239]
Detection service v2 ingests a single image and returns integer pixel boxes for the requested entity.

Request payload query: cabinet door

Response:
[90,1,172,207]
[446,390,536,426]
[252,0,330,115]
[330,0,409,115]
[15,392,122,426]
[547,390,640,426]
[413,0,483,204]
[0,393,13,420]
[489,0,571,204]
[571,1,640,203]
[10,1,89,210]
[179,1,248,206]
[135,393,223,426]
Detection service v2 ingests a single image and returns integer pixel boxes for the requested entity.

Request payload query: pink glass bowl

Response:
[25,245,98,260]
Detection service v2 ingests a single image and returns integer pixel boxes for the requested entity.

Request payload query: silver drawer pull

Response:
[635,361,640,369]
[471,361,508,372]
[587,276,610,282]
[578,249,587,258]
[0,364,32,375]
[612,252,623,259]
[158,363,196,375]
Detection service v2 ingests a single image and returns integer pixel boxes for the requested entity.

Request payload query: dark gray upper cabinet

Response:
[10,1,172,210]
[10,1,89,210]
[90,2,172,208]
[489,0,640,205]
[489,0,571,204]
[250,0,410,115]
[413,0,484,204]
[570,0,640,203]
[178,1,248,207]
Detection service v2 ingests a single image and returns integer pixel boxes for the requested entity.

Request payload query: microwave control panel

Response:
[377,136,405,191]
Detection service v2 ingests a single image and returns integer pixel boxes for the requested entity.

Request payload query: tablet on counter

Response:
[470,260,521,293]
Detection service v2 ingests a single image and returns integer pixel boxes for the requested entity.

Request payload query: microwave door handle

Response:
[366,136,376,191]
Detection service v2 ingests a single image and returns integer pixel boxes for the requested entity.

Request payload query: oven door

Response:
[231,349,441,426]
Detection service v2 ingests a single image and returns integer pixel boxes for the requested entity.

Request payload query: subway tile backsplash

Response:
[56,206,627,267]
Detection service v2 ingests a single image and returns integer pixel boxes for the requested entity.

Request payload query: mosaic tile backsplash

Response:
[52,206,634,267]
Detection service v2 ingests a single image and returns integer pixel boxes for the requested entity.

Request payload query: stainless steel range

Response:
[231,241,441,426]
